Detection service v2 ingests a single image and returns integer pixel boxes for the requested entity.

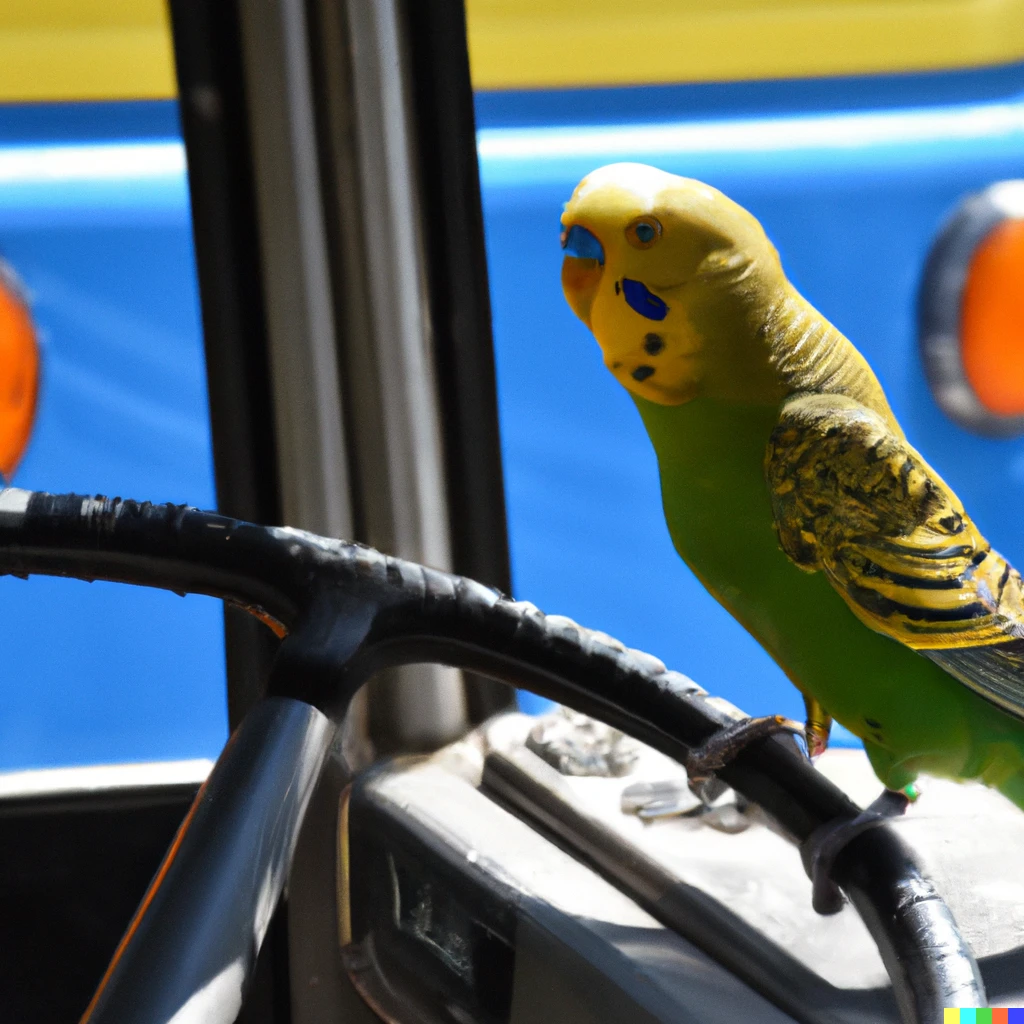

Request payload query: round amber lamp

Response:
[960,218,1024,418]
[0,275,39,481]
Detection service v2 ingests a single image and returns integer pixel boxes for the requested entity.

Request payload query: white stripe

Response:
[477,101,1024,164]
[0,107,1013,186]
[0,141,186,185]
[0,758,213,799]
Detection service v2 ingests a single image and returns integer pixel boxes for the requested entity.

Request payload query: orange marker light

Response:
[960,218,1024,418]
[0,269,40,482]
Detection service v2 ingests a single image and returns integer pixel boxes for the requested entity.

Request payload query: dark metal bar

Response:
[80,698,334,1024]
[399,0,512,597]
[399,0,515,722]
[167,0,280,531]
[0,491,985,1019]
[167,0,283,730]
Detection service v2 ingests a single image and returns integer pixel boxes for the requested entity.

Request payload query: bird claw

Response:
[684,713,803,785]
[800,789,912,915]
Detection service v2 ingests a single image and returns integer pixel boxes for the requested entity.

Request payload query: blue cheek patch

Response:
[622,278,669,321]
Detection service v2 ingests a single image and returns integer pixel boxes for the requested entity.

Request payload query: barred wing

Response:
[766,393,1024,719]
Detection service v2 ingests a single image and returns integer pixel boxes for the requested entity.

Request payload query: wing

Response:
[766,392,1024,719]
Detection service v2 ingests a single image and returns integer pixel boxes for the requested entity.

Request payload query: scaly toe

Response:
[800,789,911,915]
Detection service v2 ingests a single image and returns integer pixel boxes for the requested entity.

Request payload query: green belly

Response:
[635,395,1024,793]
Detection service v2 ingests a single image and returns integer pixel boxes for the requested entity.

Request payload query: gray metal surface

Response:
[350,750,799,1023]
[305,0,469,748]
[237,0,354,540]
[489,713,1024,1012]
[288,753,382,1024]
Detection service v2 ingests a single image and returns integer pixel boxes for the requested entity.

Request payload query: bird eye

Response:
[626,216,662,249]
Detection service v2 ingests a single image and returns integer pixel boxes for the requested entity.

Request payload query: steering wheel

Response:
[0,489,985,1023]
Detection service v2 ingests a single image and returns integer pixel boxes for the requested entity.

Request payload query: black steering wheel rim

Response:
[0,489,985,1023]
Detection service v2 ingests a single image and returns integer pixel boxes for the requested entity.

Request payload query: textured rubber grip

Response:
[0,490,986,1019]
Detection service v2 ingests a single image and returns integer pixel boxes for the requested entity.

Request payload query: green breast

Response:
[634,395,1024,790]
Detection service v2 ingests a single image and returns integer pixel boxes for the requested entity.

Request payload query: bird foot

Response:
[800,788,914,915]
[684,713,803,787]
[802,696,833,760]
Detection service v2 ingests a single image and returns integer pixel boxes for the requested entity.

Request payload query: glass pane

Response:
[0,100,226,769]
[476,62,1024,735]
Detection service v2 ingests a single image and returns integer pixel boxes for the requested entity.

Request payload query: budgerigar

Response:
[560,163,1024,817]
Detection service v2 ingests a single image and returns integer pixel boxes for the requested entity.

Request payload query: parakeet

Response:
[0,261,39,483]
[560,162,1024,811]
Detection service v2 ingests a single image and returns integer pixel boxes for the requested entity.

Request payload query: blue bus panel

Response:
[4,64,1024,767]
[478,65,1024,739]
[0,102,225,770]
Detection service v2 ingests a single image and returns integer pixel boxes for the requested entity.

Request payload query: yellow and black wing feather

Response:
[766,393,1024,719]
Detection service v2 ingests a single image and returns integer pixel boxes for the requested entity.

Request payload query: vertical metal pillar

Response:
[171,2,512,1022]
[236,0,355,543]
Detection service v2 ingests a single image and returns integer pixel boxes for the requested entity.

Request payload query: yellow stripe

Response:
[0,0,175,103]
[465,0,1024,90]
[4,0,1024,103]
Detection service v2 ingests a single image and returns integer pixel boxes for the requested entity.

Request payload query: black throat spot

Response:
[643,333,665,356]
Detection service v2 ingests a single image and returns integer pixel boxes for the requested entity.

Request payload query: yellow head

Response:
[561,163,787,405]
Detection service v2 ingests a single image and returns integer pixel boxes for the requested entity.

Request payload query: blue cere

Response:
[562,223,605,263]
[622,278,669,320]
[0,101,226,770]
[477,65,1024,740]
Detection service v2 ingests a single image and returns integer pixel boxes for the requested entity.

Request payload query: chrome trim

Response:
[236,0,355,540]
[312,0,468,747]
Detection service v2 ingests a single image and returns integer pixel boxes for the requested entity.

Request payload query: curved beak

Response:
[0,268,40,483]
[561,224,604,328]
